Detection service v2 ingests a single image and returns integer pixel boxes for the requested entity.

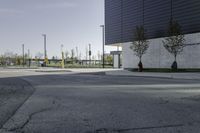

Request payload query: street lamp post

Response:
[61,44,65,69]
[42,34,47,66]
[100,25,105,68]
[28,49,31,67]
[22,44,25,67]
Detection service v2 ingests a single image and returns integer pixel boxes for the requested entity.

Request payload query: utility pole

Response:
[76,46,79,60]
[42,34,47,66]
[22,44,25,67]
[100,25,105,68]
[85,46,88,65]
[89,44,91,66]
[28,49,30,58]
[28,49,31,67]
[61,44,65,69]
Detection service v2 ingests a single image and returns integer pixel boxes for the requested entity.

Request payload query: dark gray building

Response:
[105,0,200,69]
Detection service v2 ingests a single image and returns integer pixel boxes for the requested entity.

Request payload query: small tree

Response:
[130,26,149,72]
[71,49,75,64]
[162,20,185,71]
[105,55,113,65]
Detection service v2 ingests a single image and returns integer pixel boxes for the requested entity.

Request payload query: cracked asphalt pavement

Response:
[1,69,200,133]
[0,77,35,130]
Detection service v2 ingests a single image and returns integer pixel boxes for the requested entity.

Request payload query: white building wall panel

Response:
[122,33,200,69]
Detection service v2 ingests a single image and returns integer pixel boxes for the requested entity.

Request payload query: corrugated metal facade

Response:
[105,0,200,45]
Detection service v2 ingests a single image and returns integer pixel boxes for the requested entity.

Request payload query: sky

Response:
[0,0,116,59]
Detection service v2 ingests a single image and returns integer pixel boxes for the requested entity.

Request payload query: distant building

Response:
[105,0,200,69]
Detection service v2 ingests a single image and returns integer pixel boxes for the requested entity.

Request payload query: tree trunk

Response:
[138,58,143,72]
[174,54,177,62]
[172,54,178,71]
[171,60,178,71]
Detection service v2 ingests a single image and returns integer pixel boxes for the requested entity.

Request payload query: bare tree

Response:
[35,52,43,59]
[162,20,185,70]
[97,51,101,60]
[71,49,75,64]
[79,52,82,60]
[130,26,149,72]
[92,55,96,60]
[0,52,24,66]
[105,55,113,65]
[2,51,17,66]
[65,50,69,60]
[35,52,43,66]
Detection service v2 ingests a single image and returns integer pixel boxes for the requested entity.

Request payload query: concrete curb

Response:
[105,70,200,80]
[35,70,72,73]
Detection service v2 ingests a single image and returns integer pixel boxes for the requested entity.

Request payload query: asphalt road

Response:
[1,70,200,133]
[0,77,34,130]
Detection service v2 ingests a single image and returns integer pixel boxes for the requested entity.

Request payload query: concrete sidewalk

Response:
[31,68,117,74]
[106,70,200,80]
[29,68,200,80]
[4,67,199,80]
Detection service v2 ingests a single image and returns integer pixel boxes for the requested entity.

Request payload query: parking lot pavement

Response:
[0,77,35,130]
[0,71,200,133]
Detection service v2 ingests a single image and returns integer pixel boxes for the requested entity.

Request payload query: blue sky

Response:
[0,0,116,59]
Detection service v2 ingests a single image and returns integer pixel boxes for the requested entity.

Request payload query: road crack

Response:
[0,78,36,130]
[5,108,51,133]
[93,124,184,133]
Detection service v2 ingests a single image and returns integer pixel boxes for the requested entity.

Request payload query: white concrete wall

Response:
[113,55,119,68]
[122,33,200,69]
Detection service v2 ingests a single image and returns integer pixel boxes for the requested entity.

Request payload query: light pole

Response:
[100,25,105,68]
[42,34,47,66]
[22,44,25,67]
[76,46,79,60]
[28,49,31,67]
[61,44,65,69]
[89,44,91,66]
